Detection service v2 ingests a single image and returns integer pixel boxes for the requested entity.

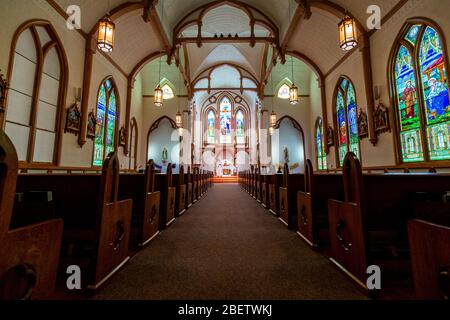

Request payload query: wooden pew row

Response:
[155,164,176,230]
[186,166,193,208]
[279,164,305,230]
[118,160,160,248]
[0,129,63,300]
[173,165,187,217]
[408,219,450,300]
[269,173,284,216]
[297,160,344,248]
[16,153,133,292]
[327,153,450,295]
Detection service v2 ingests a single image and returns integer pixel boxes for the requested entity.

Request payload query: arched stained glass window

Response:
[315,118,327,170]
[93,78,118,166]
[236,110,245,144]
[391,21,450,163]
[278,84,291,99]
[219,97,232,144]
[335,77,360,166]
[162,83,175,100]
[207,110,215,144]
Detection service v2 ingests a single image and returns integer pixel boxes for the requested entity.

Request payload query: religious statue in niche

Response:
[374,102,391,135]
[87,111,96,139]
[357,109,369,139]
[162,147,169,165]
[283,147,289,165]
[327,125,334,147]
[118,126,126,147]
[64,103,81,135]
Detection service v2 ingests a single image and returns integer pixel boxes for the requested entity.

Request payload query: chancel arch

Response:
[389,18,450,164]
[4,20,68,165]
[147,116,180,173]
[271,116,306,174]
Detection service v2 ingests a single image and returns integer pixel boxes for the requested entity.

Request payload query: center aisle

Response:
[94,184,366,300]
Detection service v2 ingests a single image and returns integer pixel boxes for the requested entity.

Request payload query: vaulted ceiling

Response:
[52,0,405,90]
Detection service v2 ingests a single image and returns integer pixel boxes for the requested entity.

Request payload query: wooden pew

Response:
[328,152,450,293]
[118,160,160,248]
[408,219,450,300]
[261,174,270,208]
[269,174,283,216]
[0,129,63,300]
[192,167,199,202]
[16,152,133,291]
[279,164,305,229]
[255,167,262,203]
[251,166,256,198]
[173,165,187,217]
[186,166,193,208]
[155,164,176,229]
[297,160,344,248]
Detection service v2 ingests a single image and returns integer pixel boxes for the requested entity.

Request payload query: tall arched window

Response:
[277,83,291,99]
[207,110,216,144]
[219,97,232,144]
[93,78,119,167]
[315,118,327,170]
[391,20,450,163]
[5,21,67,165]
[236,109,245,144]
[334,77,360,166]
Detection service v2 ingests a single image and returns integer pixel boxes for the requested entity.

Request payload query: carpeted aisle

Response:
[93,184,366,300]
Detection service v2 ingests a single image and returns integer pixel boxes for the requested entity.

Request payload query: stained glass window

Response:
[393,23,450,162]
[315,118,327,170]
[162,84,175,99]
[335,78,360,166]
[207,110,215,144]
[93,78,118,166]
[278,84,291,99]
[236,110,245,144]
[219,97,232,144]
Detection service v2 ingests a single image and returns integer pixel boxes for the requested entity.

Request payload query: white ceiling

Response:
[52,0,405,88]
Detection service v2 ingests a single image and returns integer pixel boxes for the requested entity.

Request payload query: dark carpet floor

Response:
[93,184,366,300]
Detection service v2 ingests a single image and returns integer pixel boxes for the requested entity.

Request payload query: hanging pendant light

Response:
[269,126,275,136]
[97,15,115,53]
[289,56,299,105]
[270,111,277,127]
[176,111,183,128]
[338,15,358,51]
[269,72,277,127]
[154,55,164,107]
[154,85,163,107]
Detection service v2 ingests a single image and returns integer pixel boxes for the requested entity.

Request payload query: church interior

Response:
[0,0,450,302]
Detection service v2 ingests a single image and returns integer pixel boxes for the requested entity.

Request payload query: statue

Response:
[283,147,289,165]
[162,147,168,165]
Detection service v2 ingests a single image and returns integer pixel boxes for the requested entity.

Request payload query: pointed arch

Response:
[315,117,327,171]
[389,18,450,164]
[333,76,361,167]
[4,19,68,166]
[129,117,138,170]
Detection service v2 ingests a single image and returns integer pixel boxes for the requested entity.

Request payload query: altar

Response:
[216,161,236,177]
